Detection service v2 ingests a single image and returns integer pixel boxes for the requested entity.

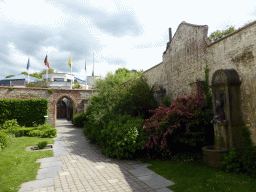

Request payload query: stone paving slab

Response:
[36,157,62,163]
[128,167,156,177]
[138,174,175,190]
[39,161,63,169]
[19,178,54,191]
[156,188,174,192]
[37,166,63,180]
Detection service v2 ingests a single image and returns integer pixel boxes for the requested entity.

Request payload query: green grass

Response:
[138,152,256,192]
[0,136,54,192]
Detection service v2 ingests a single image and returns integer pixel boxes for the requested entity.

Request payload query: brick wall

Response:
[0,86,99,127]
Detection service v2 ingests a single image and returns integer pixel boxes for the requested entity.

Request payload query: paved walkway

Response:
[19,119,175,192]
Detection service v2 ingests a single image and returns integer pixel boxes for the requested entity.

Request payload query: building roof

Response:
[1,74,42,82]
[74,77,86,84]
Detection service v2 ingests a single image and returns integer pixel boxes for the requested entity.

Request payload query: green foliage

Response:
[83,68,157,159]
[29,73,42,79]
[221,148,243,173]
[40,68,55,75]
[114,75,158,120]
[8,88,13,91]
[37,141,48,149]
[5,75,15,78]
[47,89,53,94]
[209,26,236,42]
[28,128,57,138]
[1,119,20,130]
[159,95,172,107]
[101,114,146,159]
[83,121,103,145]
[21,72,28,75]
[26,80,50,88]
[92,67,143,90]
[72,113,86,127]
[0,123,56,138]
[0,131,9,149]
[0,99,48,127]
[72,80,83,89]
[221,126,256,178]
[10,127,36,137]
[21,71,43,79]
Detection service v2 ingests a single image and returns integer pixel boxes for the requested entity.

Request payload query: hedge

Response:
[0,99,48,127]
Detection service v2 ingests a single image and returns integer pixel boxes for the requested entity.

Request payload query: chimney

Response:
[169,28,172,42]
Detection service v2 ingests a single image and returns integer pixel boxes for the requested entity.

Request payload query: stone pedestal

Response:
[202,69,245,168]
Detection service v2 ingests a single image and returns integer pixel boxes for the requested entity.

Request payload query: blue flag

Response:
[26,58,30,70]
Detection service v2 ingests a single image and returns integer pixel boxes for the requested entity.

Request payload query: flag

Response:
[44,54,49,68]
[85,60,86,71]
[26,58,30,70]
[68,56,71,69]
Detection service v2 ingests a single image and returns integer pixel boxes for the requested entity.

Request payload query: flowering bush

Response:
[142,83,213,158]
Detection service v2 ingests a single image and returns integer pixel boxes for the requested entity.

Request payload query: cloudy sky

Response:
[1,0,256,80]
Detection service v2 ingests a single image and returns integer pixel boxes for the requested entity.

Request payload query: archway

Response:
[55,94,76,121]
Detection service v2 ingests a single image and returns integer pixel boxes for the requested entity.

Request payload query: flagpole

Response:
[70,53,72,89]
[28,56,30,84]
[85,59,87,86]
[46,52,48,83]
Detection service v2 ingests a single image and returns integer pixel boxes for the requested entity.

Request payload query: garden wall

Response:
[120,20,256,146]
[0,87,99,127]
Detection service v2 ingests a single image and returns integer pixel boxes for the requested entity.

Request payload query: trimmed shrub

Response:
[37,141,48,149]
[28,128,57,138]
[0,131,9,149]
[72,113,87,128]
[10,127,36,137]
[0,99,48,127]
[101,114,146,159]
[36,124,54,130]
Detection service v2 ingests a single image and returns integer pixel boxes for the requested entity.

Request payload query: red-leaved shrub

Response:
[142,83,213,158]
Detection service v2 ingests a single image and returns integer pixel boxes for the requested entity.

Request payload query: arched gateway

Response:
[0,87,99,127]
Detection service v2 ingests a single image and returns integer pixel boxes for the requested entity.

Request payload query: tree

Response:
[30,73,42,79]
[72,80,83,89]
[26,80,49,88]
[209,26,236,42]
[92,68,143,90]
[21,72,28,75]
[21,71,42,79]
[5,75,15,78]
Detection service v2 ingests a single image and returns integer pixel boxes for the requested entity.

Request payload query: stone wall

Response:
[0,86,99,127]
[207,21,256,145]
[137,21,256,146]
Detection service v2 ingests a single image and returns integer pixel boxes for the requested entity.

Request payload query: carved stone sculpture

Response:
[211,93,228,124]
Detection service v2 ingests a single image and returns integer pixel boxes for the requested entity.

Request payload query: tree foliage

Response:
[21,71,42,79]
[72,80,83,89]
[92,68,143,90]
[209,26,236,42]
[40,68,55,74]
[5,75,15,78]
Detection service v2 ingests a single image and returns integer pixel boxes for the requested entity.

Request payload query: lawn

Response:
[138,152,256,192]
[0,136,54,192]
